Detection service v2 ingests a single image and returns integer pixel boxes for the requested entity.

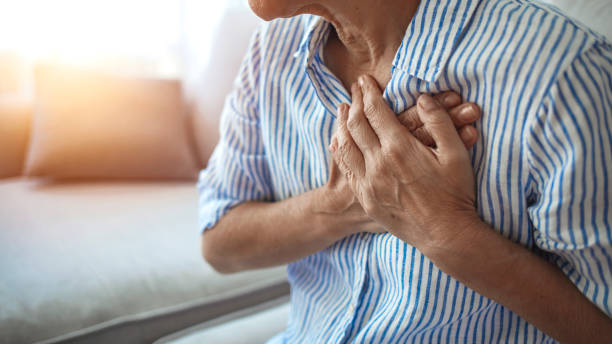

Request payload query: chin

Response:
[248,0,286,21]
[248,0,310,21]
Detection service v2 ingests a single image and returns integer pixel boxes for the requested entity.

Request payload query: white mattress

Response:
[0,178,288,343]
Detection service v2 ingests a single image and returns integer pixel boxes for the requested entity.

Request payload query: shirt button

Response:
[349,304,355,313]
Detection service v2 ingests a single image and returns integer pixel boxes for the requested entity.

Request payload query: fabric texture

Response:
[24,65,200,180]
[0,178,288,343]
[0,96,31,178]
[198,0,612,342]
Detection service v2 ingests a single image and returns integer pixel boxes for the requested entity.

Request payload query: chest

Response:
[259,56,535,242]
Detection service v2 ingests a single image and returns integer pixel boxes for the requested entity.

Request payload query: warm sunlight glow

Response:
[0,0,186,76]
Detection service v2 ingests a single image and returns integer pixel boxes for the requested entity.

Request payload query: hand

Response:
[316,159,386,234]
[322,85,480,236]
[396,91,480,149]
[329,74,479,250]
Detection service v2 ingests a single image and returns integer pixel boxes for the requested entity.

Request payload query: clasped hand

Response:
[329,74,480,251]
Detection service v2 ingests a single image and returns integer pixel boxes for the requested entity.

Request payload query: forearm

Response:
[423,218,612,344]
[201,188,359,273]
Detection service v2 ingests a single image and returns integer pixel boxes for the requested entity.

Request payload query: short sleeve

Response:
[526,42,612,317]
[197,26,274,233]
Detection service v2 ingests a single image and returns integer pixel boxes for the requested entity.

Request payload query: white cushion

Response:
[0,178,287,343]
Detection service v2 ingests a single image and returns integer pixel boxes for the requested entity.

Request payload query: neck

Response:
[300,0,420,68]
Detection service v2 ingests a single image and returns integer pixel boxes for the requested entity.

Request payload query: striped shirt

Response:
[197,0,612,342]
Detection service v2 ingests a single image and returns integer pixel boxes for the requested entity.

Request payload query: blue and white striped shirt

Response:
[198,0,612,342]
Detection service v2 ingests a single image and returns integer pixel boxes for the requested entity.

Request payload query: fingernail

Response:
[459,105,475,121]
[358,75,365,87]
[419,94,439,110]
[442,93,460,107]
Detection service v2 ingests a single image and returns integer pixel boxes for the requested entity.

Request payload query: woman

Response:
[198,0,612,342]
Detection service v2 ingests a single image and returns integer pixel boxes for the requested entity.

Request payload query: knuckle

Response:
[363,101,379,115]
[337,137,352,155]
[346,116,360,131]
[339,160,352,175]
[368,115,383,129]
[339,142,351,156]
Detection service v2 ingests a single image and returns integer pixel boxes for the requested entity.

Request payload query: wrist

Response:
[422,214,525,292]
[310,186,366,238]
[309,187,357,239]
[420,211,484,261]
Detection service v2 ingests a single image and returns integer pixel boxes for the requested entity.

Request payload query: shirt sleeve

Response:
[197,26,274,233]
[526,42,612,317]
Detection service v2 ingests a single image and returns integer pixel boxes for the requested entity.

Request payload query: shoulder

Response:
[515,0,611,87]
[474,0,607,41]
[461,0,610,100]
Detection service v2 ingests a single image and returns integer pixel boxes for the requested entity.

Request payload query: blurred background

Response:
[0,0,242,93]
[0,0,263,180]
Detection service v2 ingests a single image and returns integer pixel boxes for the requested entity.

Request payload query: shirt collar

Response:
[294,15,328,65]
[294,0,480,82]
[394,0,480,82]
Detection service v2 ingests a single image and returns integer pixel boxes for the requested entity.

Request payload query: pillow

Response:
[0,96,32,178]
[24,65,200,180]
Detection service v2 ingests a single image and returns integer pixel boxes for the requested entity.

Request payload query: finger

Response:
[396,92,461,132]
[330,137,359,192]
[404,117,479,149]
[358,74,405,144]
[417,94,466,155]
[437,91,462,108]
[334,104,366,177]
[448,103,481,127]
[397,106,421,131]
[412,127,436,147]
[459,125,478,149]
[347,83,381,154]
[330,147,354,187]
[326,155,343,188]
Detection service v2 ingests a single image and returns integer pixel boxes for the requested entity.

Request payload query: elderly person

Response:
[198,0,612,342]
